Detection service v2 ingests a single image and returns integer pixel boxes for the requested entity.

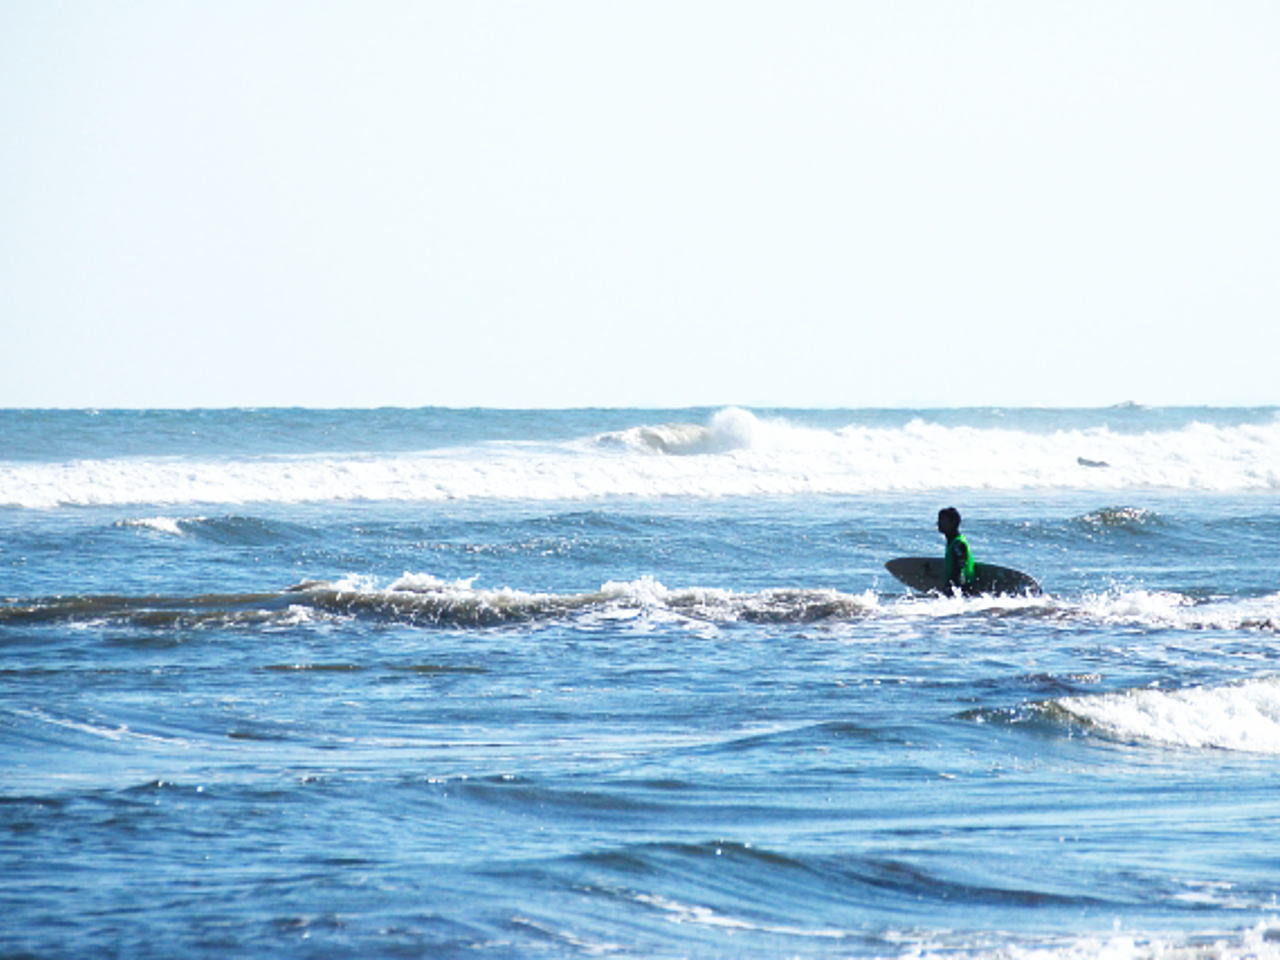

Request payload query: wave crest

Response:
[1051,677,1280,752]
[4,410,1278,507]
[593,407,767,455]
[295,574,880,627]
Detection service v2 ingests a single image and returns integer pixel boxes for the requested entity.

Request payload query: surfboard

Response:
[885,557,1041,596]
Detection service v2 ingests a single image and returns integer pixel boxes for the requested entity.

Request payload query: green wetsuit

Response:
[944,533,975,592]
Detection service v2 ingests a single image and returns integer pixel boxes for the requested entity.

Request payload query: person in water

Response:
[937,506,975,595]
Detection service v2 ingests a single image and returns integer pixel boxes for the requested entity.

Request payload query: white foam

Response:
[295,573,879,627]
[632,890,850,939]
[302,573,1276,635]
[385,572,481,594]
[594,406,827,455]
[3,409,1277,507]
[633,895,1280,958]
[1055,677,1280,753]
[121,516,184,535]
[119,516,198,535]
[1070,590,1280,632]
[846,586,1279,635]
[896,920,1280,959]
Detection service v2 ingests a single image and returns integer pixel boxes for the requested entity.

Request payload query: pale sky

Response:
[2,1,1277,409]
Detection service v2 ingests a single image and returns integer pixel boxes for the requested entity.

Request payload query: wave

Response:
[293,574,881,627]
[887,923,1280,959]
[2,408,1277,507]
[0,591,323,630]
[115,514,320,545]
[7,576,1276,635]
[971,672,1280,754]
[593,407,814,455]
[1047,677,1280,753]
[512,839,1280,956]
[1064,589,1280,632]
[1074,506,1165,531]
[0,577,878,630]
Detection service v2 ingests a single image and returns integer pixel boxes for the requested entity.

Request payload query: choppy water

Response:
[3,406,1279,958]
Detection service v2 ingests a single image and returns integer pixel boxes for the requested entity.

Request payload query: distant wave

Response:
[115,514,316,545]
[593,407,806,454]
[2,408,1277,506]
[1075,506,1164,529]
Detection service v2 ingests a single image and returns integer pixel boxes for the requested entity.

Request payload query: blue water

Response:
[3,406,1280,959]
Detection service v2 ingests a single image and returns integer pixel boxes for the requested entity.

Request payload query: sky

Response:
[2,1,1277,409]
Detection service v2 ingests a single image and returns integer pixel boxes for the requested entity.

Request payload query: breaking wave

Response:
[292,573,879,627]
[593,407,816,455]
[1049,677,1280,753]
[6,577,1276,635]
[2,408,1277,508]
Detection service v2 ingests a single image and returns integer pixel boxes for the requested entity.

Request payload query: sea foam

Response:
[1053,677,1280,753]
[2,409,1276,507]
[293,574,880,627]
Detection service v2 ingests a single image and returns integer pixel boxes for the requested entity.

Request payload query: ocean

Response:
[2,405,1279,959]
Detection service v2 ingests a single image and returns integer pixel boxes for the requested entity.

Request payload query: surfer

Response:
[937,507,975,595]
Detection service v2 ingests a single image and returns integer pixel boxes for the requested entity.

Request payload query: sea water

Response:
[2,405,1279,959]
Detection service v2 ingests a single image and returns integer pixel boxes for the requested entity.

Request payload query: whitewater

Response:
[3,405,1280,960]
[1,407,1277,508]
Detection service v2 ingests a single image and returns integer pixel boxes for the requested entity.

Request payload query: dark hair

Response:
[938,506,961,526]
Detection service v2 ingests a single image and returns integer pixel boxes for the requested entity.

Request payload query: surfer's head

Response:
[937,507,961,537]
